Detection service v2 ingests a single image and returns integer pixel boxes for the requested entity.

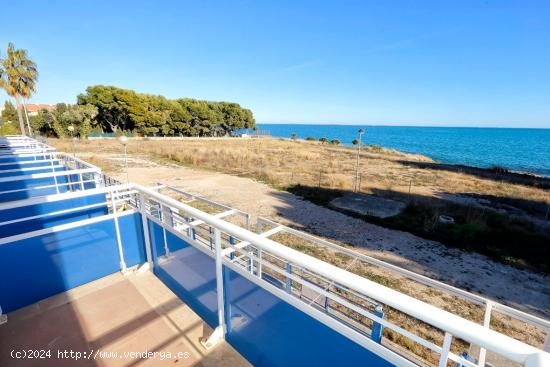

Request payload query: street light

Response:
[354,128,365,192]
[68,125,76,157]
[119,135,129,183]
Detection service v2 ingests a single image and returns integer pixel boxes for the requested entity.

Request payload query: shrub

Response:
[319,137,328,144]
[352,139,359,145]
[306,136,317,141]
[330,139,340,145]
[491,165,509,174]
[290,133,297,140]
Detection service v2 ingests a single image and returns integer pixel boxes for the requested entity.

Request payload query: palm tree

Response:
[0,43,38,135]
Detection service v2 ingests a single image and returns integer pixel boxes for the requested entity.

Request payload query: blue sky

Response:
[1,0,549,127]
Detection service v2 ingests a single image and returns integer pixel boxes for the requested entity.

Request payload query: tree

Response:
[1,101,18,124]
[330,139,340,145]
[60,104,99,138]
[306,136,317,141]
[0,43,38,135]
[352,139,359,145]
[319,137,328,144]
[291,133,297,140]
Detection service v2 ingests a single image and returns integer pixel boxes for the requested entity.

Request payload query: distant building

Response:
[25,104,55,116]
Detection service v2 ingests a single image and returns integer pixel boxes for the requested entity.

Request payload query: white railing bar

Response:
[222,257,418,367]
[257,217,550,330]
[0,159,59,167]
[0,164,64,174]
[245,248,444,354]
[222,226,285,256]
[0,201,108,228]
[0,179,96,196]
[0,184,132,211]
[0,209,136,245]
[0,168,99,183]
[133,183,547,365]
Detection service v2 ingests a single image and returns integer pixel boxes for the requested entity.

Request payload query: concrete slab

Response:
[0,272,250,367]
[330,193,406,218]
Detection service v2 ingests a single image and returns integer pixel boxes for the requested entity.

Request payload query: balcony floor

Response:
[0,270,250,367]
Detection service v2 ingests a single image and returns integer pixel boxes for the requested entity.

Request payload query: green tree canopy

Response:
[77,85,255,137]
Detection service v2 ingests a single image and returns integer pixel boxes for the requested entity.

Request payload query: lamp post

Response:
[68,125,76,157]
[119,135,129,183]
[354,128,365,192]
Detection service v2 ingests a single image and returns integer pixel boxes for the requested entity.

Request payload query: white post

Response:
[139,192,153,268]
[478,301,494,366]
[161,204,171,256]
[111,189,127,273]
[439,332,453,367]
[214,228,226,335]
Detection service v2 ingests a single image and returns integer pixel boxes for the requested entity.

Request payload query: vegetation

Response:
[51,137,550,273]
[330,139,340,145]
[76,85,255,137]
[306,136,317,141]
[0,43,38,135]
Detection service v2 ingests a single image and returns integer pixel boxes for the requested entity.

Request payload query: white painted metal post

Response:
[49,156,60,194]
[110,189,127,272]
[478,301,494,367]
[161,204,170,256]
[439,332,453,367]
[214,228,226,335]
[139,192,153,267]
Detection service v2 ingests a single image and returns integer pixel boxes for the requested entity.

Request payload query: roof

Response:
[25,103,55,112]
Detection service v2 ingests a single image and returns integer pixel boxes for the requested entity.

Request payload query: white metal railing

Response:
[1,136,548,366]
[1,179,548,366]
[133,183,550,367]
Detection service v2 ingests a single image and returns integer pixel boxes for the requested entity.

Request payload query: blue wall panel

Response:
[0,194,108,237]
[119,212,147,267]
[151,224,218,327]
[0,166,65,178]
[0,219,121,312]
[0,175,70,202]
[0,160,60,171]
[151,224,394,367]
[0,212,147,313]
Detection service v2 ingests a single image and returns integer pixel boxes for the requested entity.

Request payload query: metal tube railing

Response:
[133,183,549,367]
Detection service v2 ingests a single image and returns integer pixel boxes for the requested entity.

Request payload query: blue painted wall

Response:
[0,212,146,313]
[0,193,108,237]
[149,220,394,367]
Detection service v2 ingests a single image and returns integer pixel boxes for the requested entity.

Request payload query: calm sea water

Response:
[255,124,550,176]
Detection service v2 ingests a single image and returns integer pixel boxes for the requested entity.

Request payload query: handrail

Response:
[256,217,550,331]
[132,182,550,366]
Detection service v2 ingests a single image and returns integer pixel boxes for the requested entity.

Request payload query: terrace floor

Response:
[0,271,250,367]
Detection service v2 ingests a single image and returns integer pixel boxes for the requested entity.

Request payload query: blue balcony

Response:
[0,135,549,367]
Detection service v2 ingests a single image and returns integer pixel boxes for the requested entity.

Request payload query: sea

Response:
[253,124,550,177]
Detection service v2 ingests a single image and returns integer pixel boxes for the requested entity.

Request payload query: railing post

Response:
[214,228,226,336]
[110,189,127,273]
[478,301,493,367]
[139,192,153,268]
[161,204,171,257]
[372,305,384,344]
[439,332,453,367]
[286,262,292,294]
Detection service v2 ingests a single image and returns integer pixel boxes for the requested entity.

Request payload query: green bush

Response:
[330,139,340,145]
[306,136,317,141]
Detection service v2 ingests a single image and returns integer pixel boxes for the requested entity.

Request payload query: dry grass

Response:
[51,137,550,206]
[50,137,548,363]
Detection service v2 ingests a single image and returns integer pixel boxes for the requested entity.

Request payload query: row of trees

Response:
[2,86,256,138]
[1,43,256,138]
[75,85,255,137]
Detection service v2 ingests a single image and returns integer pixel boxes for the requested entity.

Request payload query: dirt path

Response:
[93,153,550,319]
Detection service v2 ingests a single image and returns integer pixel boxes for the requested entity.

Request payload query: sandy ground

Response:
[90,153,550,320]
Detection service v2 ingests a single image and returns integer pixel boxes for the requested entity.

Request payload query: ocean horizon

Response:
[254,124,550,177]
